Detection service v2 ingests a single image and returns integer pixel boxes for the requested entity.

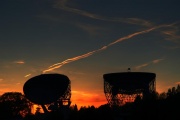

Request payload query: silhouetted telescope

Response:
[103,72,156,106]
[23,73,71,113]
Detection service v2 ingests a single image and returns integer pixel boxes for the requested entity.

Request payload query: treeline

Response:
[0,84,180,120]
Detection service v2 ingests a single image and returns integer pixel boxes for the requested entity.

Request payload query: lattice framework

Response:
[104,72,156,106]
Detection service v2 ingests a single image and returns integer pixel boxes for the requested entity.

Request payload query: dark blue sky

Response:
[0,0,180,107]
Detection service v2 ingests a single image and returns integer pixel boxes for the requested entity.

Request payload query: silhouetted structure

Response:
[103,72,156,106]
[23,73,71,113]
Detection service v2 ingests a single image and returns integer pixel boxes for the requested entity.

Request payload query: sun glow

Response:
[71,90,107,109]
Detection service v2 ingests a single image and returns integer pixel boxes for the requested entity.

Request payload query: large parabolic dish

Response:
[103,72,156,106]
[23,74,71,105]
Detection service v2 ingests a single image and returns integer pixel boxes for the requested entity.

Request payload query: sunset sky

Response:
[0,0,180,108]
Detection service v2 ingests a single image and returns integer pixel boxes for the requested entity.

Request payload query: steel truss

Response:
[104,78,155,106]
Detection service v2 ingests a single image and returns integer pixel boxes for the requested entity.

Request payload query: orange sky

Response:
[0,81,170,109]
[0,72,173,108]
[0,82,107,109]
[71,90,107,108]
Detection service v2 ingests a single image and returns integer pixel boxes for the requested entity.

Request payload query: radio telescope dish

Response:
[23,74,71,105]
[103,72,156,106]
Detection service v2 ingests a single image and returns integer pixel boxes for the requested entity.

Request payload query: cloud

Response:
[135,63,150,70]
[162,30,180,41]
[13,60,25,64]
[43,48,105,73]
[135,58,164,70]
[43,24,172,73]
[160,22,180,45]
[37,1,178,73]
[24,74,31,78]
[53,0,180,43]
[53,0,153,27]
[152,59,164,64]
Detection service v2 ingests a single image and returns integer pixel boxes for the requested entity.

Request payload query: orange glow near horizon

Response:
[30,90,107,114]
[71,90,107,109]
[0,78,176,112]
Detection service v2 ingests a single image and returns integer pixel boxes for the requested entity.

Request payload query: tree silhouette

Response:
[176,84,180,93]
[0,92,33,119]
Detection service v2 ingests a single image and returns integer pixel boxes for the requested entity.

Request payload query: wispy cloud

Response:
[162,30,180,41]
[53,0,153,27]
[24,74,31,78]
[53,0,180,45]
[43,47,106,73]
[13,60,25,64]
[37,1,179,73]
[152,59,164,64]
[160,22,180,44]
[135,58,164,70]
[43,24,172,73]
[135,63,150,70]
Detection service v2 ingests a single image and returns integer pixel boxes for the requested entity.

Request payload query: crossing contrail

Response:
[43,23,174,73]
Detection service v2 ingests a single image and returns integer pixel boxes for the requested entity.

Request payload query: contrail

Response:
[43,46,107,73]
[134,58,164,70]
[43,23,174,73]
[54,0,152,27]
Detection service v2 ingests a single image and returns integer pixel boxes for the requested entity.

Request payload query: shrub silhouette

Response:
[0,92,32,119]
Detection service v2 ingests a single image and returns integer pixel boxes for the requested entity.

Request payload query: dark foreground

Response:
[0,85,180,120]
